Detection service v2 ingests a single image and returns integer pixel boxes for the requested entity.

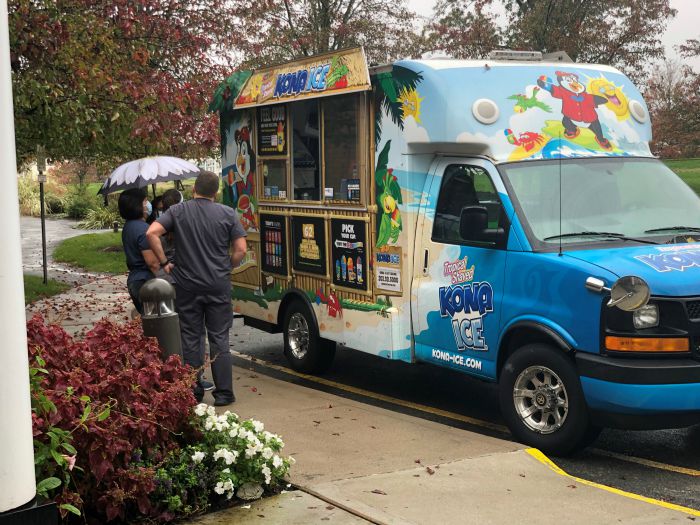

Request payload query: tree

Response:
[10,0,235,168]
[645,58,699,157]
[423,0,501,59]
[503,0,676,82]
[221,0,422,68]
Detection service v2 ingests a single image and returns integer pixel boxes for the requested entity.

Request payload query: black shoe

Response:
[201,379,215,391]
[213,396,236,407]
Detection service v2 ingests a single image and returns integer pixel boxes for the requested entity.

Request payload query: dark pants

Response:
[175,286,234,403]
[127,278,150,314]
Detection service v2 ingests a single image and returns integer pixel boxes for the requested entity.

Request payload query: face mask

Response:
[145,201,153,216]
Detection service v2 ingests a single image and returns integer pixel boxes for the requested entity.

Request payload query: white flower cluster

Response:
[213,448,239,465]
[214,479,235,500]
[192,404,295,500]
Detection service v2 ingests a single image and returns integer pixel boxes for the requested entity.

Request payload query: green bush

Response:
[44,192,67,214]
[66,191,102,220]
[17,175,41,216]
[77,204,123,230]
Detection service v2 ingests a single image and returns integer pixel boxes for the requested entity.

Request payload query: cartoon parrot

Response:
[507,87,552,114]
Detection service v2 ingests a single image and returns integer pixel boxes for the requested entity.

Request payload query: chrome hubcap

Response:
[287,313,310,360]
[513,366,568,434]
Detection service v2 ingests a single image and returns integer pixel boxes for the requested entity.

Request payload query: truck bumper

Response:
[576,352,700,429]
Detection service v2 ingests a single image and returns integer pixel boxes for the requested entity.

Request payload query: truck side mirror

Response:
[459,205,506,246]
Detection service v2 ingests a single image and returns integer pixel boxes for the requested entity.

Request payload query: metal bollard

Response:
[139,278,182,361]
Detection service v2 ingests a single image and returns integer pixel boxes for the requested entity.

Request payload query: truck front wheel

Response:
[499,343,596,456]
[283,300,336,374]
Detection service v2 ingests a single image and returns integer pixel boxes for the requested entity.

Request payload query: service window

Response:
[262,159,287,199]
[323,94,361,201]
[432,165,504,245]
[291,99,320,201]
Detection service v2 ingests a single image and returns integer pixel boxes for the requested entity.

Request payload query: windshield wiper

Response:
[644,226,700,234]
[543,231,658,244]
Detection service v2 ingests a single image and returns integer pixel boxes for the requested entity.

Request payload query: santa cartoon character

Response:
[537,71,612,150]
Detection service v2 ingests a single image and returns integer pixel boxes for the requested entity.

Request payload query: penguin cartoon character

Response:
[233,126,255,204]
[537,71,612,150]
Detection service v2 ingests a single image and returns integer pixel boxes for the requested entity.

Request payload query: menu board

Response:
[260,214,288,275]
[331,218,367,291]
[257,104,287,156]
[291,216,326,275]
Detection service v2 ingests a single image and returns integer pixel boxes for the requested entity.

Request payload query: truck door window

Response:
[291,99,320,200]
[323,94,361,201]
[433,165,502,245]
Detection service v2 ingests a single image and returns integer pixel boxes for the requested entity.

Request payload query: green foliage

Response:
[77,205,123,230]
[17,175,41,216]
[148,406,294,518]
[10,0,233,167]
[30,353,86,517]
[23,275,70,304]
[65,190,102,220]
[17,176,70,216]
[53,232,125,274]
[44,192,67,215]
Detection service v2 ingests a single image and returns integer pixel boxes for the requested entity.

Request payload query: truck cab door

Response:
[411,158,509,379]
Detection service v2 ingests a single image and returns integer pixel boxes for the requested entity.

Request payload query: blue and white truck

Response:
[215,48,700,454]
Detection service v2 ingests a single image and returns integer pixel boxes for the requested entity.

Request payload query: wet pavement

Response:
[20,216,108,285]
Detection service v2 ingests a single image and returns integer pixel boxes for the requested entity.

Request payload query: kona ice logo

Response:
[636,248,700,272]
[443,256,474,284]
[273,64,331,98]
[438,256,493,351]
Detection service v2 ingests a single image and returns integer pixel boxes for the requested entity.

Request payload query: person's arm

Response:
[230,236,247,267]
[146,221,173,273]
[142,248,160,275]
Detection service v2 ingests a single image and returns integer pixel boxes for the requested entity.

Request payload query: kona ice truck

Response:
[212,48,700,455]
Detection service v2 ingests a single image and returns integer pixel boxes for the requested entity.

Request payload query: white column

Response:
[0,0,37,512]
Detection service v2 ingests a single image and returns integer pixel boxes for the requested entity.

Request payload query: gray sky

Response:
[407,0,700,71]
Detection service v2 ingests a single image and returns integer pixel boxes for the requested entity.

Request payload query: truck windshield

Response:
[498,158,700,249]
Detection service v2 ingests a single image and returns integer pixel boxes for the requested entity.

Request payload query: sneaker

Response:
[213,396,236,407]
[201,379,215,391]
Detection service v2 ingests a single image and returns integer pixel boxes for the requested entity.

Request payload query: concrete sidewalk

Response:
[191,371,691,525]
[31,276,696,524]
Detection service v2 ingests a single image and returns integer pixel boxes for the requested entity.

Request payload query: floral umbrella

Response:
[97,156,201,195]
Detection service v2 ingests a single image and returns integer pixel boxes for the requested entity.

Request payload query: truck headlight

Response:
[632,304,659,329]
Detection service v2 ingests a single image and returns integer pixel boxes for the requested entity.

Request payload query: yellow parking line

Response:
[589,448,700,477]
[526,448,700,517]
[232,351,508,433]
[234,352,700,480]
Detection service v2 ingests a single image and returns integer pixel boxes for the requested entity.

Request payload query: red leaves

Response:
[28,315,198,522]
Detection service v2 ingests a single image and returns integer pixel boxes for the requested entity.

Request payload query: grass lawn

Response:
[54,231,126,274]
[665,158,700,195]
[24,274,70,304]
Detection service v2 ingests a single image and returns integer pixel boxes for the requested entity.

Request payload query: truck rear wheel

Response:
[499,343,595,456]
[283,300,335,374]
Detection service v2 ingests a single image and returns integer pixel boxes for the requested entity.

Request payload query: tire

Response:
[283,300,336,374]
[499,343,593,456]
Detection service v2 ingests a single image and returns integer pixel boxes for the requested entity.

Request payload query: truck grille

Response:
[687,301,700,320]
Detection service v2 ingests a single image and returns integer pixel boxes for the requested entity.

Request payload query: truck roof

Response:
[378,58,653,163]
